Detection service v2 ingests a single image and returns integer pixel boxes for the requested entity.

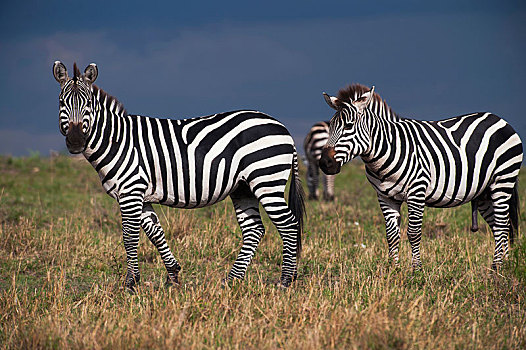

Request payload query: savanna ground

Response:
[0,154,525,349]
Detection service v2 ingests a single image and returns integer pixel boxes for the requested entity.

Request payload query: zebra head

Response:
[319,86,375,175]
[53,61,98,154]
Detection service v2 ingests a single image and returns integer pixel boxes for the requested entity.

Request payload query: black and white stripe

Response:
[320,84,522,270]
[53,61,305,290]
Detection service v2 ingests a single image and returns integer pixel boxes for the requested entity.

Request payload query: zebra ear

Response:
[323,93,343,110]
[353,86,375,113]
[53,61,69,86]
[83,63,98,84]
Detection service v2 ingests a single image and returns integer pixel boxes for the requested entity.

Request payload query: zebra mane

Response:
[92,84,128,116]
[337,83,400,120]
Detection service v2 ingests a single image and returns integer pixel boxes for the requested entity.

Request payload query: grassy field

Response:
[0,154,525,349]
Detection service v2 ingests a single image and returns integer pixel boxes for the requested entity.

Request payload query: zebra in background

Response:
[53,61,305,291]
[303,84,401,201]
[319,85,522,270]
[304,121,335,201]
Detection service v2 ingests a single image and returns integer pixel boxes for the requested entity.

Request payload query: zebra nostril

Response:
[319,154,329,171]
[65,123,87,153]
[319,147,341,175]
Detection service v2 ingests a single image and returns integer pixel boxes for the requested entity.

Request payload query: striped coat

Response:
[53,61,305,291]
[320,84,522,270]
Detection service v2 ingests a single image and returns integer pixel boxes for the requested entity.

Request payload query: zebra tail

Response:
[509,180,520,245]
[288,149,306,259]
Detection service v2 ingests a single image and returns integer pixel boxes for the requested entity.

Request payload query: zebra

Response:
[303,85,401,201]
[52,61,305,291]
[304,121,335,201]
[319,84,522,270]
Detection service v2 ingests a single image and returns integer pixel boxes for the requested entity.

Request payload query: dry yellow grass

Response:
[0,155,525,349]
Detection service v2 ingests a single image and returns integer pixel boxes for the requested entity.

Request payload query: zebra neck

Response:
[83,91,129,169]
[360,115,398,169]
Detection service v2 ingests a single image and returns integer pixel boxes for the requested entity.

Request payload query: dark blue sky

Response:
[1,0,525,156]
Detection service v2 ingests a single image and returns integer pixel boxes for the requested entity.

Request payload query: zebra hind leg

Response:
[477,199,503,269]
[481,188,512,271]
[259,195,300,288]
[477,199,510,270]
[306,161,319,200]
[141,203,182,287]
[244,156,303,288]
[225,184,266,285]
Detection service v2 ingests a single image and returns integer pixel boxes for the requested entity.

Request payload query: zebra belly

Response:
[143,185,236,208]
[373,179,480,208]
[423,160,494,208]
[367,167,488,208]
[424,194,476,208]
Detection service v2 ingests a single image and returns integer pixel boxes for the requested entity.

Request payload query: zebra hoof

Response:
[411,264,423,273]
[277,276,293,289]
[125,272,140,294]
[125,283,138,294]
[165,275,180,288]
[388,257,400,268]
[277,282,290,290]
[490,262,502,272]
[323,195,334,202]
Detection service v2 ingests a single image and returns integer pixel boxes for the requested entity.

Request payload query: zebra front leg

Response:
[141,204,181,287]
[378,196,402,265]
[322,174,335,202]
[406,195,425,270]
[226,192,265,284]
[119,193,144,293]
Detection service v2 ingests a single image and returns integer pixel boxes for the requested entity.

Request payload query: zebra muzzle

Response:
[65,122,87,154]
[319,146,341,175]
